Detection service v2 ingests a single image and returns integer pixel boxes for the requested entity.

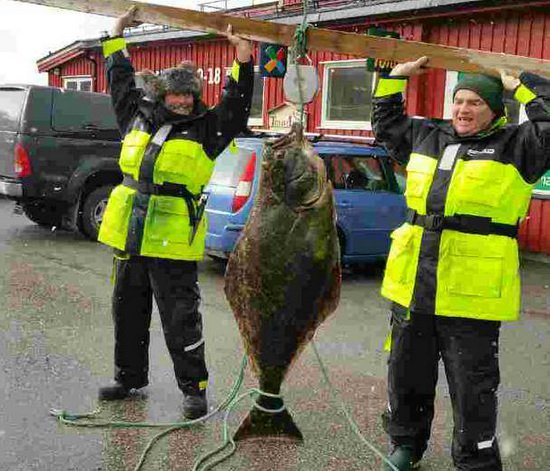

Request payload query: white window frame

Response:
[225,65,264,127]
[62,76,93,92]
[443,71,459,119]
[444,70,527,122]
[320,59,377,131]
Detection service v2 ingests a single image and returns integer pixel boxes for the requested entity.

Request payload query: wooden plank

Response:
[12,0,550,78]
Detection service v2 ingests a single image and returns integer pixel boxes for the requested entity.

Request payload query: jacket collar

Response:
[434,115,508,142]
[138,96,208,127]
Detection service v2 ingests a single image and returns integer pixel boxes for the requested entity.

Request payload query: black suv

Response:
[0,84,122,239]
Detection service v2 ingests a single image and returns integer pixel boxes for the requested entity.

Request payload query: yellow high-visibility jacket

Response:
[98,37,254,260]
[372,72,550,321]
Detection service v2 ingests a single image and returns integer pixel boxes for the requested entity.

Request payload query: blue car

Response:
[204,135,407,265]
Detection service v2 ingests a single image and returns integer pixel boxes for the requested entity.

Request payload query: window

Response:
[226,66,264,127]
[392,162,407,194]
[63,76,93,92]
[249,70,264,126]
[51,89,118,132]
[321,60,376,130]
[0,88,26,131]
[444,71,527,124]
[324,154,389,191]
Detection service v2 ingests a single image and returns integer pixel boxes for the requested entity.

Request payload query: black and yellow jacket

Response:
[98,37,254,260]
[373,72,550,321]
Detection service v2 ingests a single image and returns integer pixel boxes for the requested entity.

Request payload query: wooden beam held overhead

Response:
[13,0,550,78]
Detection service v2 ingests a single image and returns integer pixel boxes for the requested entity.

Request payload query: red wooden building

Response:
[36,0,550,255]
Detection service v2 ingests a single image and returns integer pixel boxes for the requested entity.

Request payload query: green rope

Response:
[134,354,248,471]
[51,340,401,471]
[191,388,284,471]
[293,16,309,60]
[49,354,248,471]
[193,338,401,471]
[311,340,400,471]
[290,0,311,126]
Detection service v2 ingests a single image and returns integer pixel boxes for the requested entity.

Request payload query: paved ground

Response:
[0,198,548,471]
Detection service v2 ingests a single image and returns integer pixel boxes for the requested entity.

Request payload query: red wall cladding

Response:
[281,0,303,7]
[423,9,550,117]
[51,54,104,92]
[50,38,237,101]
[48,23,424,138]
[519,199,550,255]
[46,7,550,255]
[126,39,236,106]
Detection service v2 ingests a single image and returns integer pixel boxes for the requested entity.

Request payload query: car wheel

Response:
[22,201,63,227]
[80,185,113,240]
[208,254,228,264]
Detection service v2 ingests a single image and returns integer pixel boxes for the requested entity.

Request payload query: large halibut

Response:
[224,123,341,441]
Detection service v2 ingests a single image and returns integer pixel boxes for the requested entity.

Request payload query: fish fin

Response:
[233,407,303,443]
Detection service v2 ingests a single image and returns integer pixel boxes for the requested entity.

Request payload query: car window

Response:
[393,162,407,193]
[0,88,26,131]
[323,154,389,191]
[52,89,118,132]
[210,145,254,187]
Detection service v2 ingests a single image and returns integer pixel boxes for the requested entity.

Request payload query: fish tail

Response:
[233,397,303,443]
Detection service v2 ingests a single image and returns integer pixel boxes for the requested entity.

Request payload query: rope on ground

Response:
[49,354,248,471]
[311,339,400,471]
[50,340,401,470]
[191,388,284,471]
[192,339,401,471]
[134,354,248,471]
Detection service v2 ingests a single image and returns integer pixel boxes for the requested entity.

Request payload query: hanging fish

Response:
[224,123,341,442]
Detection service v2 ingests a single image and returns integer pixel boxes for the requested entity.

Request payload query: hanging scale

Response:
[283,54,319,105]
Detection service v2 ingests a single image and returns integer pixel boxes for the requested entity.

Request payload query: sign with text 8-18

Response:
[533,170,550,199]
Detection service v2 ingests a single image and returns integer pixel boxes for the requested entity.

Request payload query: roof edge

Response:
[36,0,543,71]
[269,0,500,25]
[36,30,213,72]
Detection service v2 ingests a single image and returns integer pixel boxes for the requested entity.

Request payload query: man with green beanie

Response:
[372,56,550,470]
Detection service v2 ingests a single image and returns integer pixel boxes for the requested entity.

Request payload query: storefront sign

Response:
[533,170,550,199]
[267,102,306,132]
[197,67,222,85]
[366,27,400,73]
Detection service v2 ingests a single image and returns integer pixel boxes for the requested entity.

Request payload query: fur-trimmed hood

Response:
[136,61,203,101]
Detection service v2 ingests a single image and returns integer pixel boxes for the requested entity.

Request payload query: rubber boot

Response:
[382,446,419,471]
[98,381,132,400]
[183,390,207,420]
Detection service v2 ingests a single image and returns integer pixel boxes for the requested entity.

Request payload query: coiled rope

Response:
[51,340,398,471]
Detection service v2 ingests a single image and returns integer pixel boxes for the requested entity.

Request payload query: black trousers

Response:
[110,254,208,394]
[383,308,502,470]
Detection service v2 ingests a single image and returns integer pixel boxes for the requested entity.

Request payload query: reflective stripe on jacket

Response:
[373,72,550,321]
[97,37,254,260]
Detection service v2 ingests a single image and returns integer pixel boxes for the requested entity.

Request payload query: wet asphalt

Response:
[0,197,548,471]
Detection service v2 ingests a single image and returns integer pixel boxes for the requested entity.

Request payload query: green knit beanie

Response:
[453,73,504,116]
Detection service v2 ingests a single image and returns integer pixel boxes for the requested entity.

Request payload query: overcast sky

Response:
[0,0,200,85]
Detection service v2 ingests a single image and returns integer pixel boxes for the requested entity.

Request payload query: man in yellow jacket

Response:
[97,7,254,420]
[373,57,550,470]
